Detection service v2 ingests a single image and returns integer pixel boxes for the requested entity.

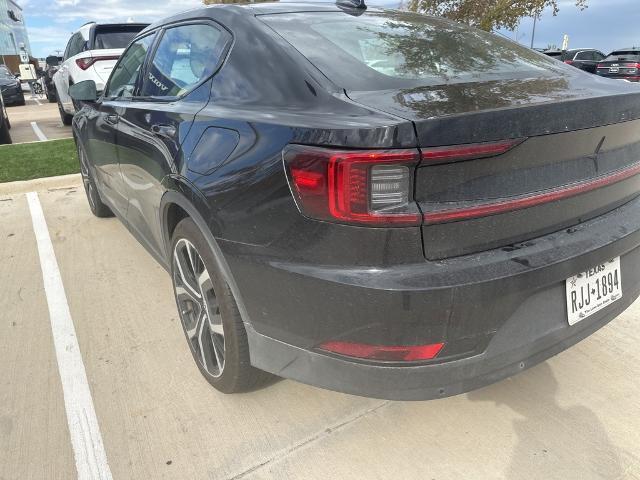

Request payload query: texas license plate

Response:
[565,258,622,326]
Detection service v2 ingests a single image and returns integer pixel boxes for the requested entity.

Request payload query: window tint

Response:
[105,33,156,99]
[594,52,605,61]
[140,24,227,98]
[261,12,559,91]
[575,51,591,60]
[66,33,87,59]
[94,25,146,49]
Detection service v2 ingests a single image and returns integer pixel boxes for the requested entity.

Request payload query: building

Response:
[0,0,33,73]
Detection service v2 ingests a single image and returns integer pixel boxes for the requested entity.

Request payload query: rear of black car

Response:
[234,9,640,399]
[597,49,640,81]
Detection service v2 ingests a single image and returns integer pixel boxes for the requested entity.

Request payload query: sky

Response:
[17,0,640,59]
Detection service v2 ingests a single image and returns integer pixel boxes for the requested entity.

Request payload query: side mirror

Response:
[69,80,98,102]
[46,55,60,67]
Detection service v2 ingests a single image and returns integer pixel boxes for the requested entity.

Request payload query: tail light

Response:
[625,63,640,70]
[564,60,574,65]
[283,145,421,226]
[75,55,120,70]
[597,63,606,69]
[319,340,445,361]
[421,138,523,165]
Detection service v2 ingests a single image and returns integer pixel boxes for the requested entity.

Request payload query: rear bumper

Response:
[226,195,640,400]
[2,89,24,104]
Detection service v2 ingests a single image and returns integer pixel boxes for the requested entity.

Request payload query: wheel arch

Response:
[159,181,255,330]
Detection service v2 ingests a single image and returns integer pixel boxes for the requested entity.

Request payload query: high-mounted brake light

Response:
[319,340,445,361]
[75,55,120,70]
[284,145,421,226]
[421,138,523,165]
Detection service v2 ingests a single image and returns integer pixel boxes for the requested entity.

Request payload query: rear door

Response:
[117,21,231,257]
[87,31,158,216]
[55,32,86,108]
[573,51,597,73]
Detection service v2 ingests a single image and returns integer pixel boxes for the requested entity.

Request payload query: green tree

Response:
[407,0,588,31]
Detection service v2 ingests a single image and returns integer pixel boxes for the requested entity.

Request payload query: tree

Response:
[407,0,588,31]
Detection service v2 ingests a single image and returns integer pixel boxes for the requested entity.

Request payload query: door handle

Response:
[105,114,118,125]
[151,124,177,139]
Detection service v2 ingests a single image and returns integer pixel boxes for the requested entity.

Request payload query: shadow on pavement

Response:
[468,362,623,479]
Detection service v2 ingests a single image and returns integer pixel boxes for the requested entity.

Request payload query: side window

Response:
[594,51,605,61]
[105,33,157,99]
[140,24,228,98]
[574,51,589,61]
[67,33,87,59]
[63,37,72,61]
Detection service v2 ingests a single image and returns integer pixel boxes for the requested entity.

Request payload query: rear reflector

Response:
[284,145,421,226]
[424,161,640,224]
[421,139,523,165]
[319,340,445,361]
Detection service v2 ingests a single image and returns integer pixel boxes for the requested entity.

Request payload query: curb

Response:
[0,173,82,196]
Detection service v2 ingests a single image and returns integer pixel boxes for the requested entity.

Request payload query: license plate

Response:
[610,67,620,73]
[565,258,622,326]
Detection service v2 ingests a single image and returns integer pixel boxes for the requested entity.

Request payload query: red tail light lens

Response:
[421,138,523,165]
[284,145,421,226]
[319,340,445,361]
[75,56,120,70]
[564,60,574,65]
[625,63,640,69]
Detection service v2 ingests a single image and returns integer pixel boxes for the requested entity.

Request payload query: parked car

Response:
[44,55,63,103]
[0,68,25,106]
[0,90,12,144]
[70,2,640,400]
[544,48,606,73]
[596,48,640,82]
[53,21,148,125]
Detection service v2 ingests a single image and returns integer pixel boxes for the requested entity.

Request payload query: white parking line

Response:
[30,121,48,141]
[26,192,113,480]
[34,98,42,106]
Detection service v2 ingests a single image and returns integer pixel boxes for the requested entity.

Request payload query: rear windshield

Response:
[93,25,146,49]
[607,50,640,60]
[261,11,560,90]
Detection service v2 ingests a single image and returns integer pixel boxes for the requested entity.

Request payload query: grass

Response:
[0,138,79,183]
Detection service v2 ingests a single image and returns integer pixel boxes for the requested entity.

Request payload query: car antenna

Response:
[336,0,367,15]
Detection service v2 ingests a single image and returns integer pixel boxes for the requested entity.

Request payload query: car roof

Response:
[141,2,381,33]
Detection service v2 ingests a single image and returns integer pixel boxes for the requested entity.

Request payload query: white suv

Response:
[53,22,148,125]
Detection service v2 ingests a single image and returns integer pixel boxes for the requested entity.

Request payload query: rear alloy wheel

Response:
[171,218,271,393]
[78,145,113,218]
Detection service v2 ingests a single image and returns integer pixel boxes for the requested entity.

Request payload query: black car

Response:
[544,48,606,74]
[70,2,640,400]
[44,55,63,103]
[0,90,11,144]
[596,48,640,82]
[0,68,25,106]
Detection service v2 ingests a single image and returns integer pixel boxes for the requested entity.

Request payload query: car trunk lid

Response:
[348,76,640,259]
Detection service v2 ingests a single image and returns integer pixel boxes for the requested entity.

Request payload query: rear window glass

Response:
[94,26,146,49]
[261,11,560,91]
[607,51,640,59]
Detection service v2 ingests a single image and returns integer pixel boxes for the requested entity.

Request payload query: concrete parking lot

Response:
[7,97,72,144]
[1,176,640,480]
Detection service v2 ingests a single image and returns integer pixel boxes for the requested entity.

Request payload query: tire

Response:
[0,116,12,144]
[57,95,73,126]
[78,144,113,218]
[170,217,271,393]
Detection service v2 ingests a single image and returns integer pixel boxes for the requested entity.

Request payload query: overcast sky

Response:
[18,0,640,59]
